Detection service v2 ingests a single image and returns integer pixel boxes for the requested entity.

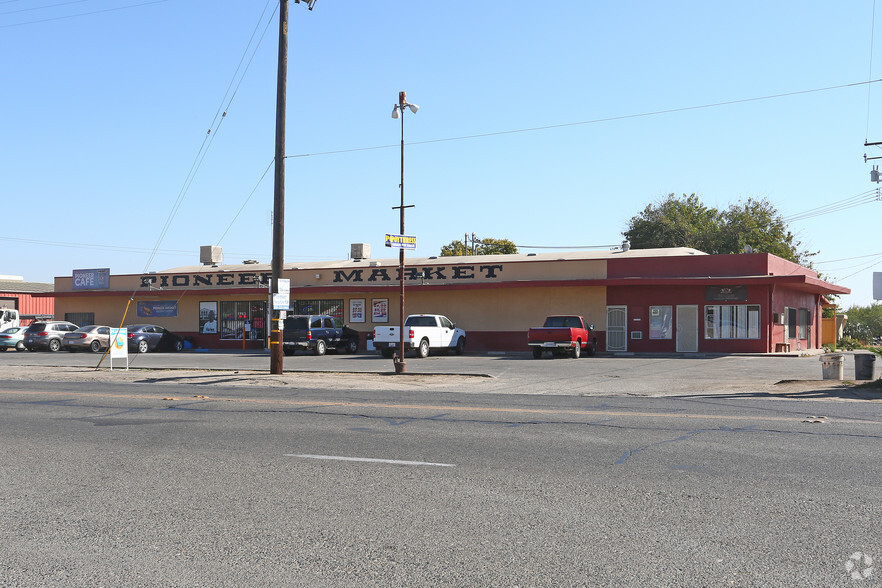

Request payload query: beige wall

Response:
[52,257,610,334]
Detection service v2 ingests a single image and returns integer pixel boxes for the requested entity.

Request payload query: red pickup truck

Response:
[528,315,597,359]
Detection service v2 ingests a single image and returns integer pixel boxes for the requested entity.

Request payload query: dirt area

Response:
[2,364,881,400]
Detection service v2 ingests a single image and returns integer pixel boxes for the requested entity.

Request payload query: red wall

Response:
[608,252,815,280]
[0,292,55,325]
[607,284,770,353]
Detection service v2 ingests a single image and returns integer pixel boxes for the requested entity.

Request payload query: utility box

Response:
[351,243,370,260]
[200,246,222,266]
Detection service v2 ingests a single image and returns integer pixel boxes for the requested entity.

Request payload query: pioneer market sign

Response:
[139,265,504,289]
[333,264,503,283]
[140,272,272,289]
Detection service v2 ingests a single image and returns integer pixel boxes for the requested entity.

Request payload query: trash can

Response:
[820,353,844,380]
[854,353,877,380]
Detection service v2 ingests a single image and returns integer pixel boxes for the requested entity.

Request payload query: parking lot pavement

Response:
[0,349,878,398]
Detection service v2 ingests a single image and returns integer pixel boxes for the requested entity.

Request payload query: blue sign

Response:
[72,268,110,290]
[137,301,178,318]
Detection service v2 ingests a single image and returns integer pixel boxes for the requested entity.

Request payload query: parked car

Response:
[63,325,111,353]
[0,326,28,351]
[125,324,185,353]
[282,314,360,356]
[23,321,80,352]
[372,314,466,358]
[528,315,597,359]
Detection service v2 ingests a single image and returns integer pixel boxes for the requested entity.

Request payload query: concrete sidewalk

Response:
[0,350,879,399]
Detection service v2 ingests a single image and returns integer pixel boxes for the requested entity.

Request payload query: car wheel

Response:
[137,339,149,353]
[417,338,430,359]
[346,338,358,354]
[173,339,184,352]
[314,339,327,356]
[584,341,596,357]
[571,342,581,359]
[381,348,395,359]
[16,341,25,351]
[283,347,295,356]
[532,347,543,359]
[90,340,101,353]
[48,339,61,352]
[0,347,6,352]
[454,337,465,355]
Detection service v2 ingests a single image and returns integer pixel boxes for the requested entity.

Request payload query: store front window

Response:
[219,300,267,340]
[292,299,344,319]
[649,306,672,339]
[705,304,760,339]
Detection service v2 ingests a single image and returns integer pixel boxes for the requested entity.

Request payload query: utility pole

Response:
[269,0,289,375]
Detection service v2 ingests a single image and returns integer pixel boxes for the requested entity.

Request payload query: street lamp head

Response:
[407,103,419,114]
[391,105,400,119]
[294,0,317,10]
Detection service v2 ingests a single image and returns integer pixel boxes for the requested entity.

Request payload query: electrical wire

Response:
[783,189,880,223]
[287,79,882,160]
[0,0,166,28]
[0,0,88,17]
[215,158,275,247]
[516,244,621,250]
[142,0,277,274]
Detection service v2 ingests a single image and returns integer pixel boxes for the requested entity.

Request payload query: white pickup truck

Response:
[373,314,466,358]
[0,308,21,331]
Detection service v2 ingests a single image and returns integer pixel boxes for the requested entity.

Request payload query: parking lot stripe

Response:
[284,454,455,467]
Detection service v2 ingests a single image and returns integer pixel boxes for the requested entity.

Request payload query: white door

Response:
[676,305,698,352]
[606,306,627,351]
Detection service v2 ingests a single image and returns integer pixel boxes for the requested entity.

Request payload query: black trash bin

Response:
[855,353,877,380]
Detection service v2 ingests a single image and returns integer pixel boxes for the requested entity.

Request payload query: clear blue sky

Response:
[3,1,882,307]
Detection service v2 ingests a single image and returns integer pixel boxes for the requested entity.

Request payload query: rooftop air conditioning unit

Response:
[200,245,222,266]
[351,243,370,260]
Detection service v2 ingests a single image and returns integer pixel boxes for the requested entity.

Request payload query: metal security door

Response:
[606,306,627,352]
[676,305,698,352]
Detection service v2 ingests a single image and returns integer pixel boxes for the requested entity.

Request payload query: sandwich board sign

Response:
[110,328,128,370]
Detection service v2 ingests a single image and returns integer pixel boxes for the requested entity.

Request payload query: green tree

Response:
[718,198,815,266]
[842,303,882,343]
[623,193,722,253]
[440,237,518,256]
[623,193,814,265]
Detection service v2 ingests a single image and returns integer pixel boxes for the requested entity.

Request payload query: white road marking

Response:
[285,454,455,467]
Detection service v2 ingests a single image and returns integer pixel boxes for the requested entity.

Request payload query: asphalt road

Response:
[1,352,881,586]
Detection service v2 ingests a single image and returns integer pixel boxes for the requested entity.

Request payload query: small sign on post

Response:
[109,328,128,370]
[273,278,291,310]
[385,234,417,250]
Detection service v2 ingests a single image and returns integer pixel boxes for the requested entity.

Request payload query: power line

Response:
[0,0,88,17]
[143,0,277,274]
[783,189,880,223]
[287,79,882,159]
[0,0,167,28]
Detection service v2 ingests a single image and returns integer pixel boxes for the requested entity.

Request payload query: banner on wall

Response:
[137,301,178,317]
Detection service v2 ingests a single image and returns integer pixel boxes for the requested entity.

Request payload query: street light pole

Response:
[391,91,418,374]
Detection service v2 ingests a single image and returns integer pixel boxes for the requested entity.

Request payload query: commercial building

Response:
[0,276,54,324]
[46,246,848,354]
